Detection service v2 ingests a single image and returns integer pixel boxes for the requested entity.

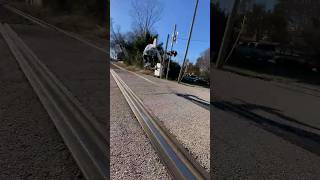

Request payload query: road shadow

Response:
[221,66,320,98]
[212,99,320,156]
[176,93,210,111]
[225,60,320,87]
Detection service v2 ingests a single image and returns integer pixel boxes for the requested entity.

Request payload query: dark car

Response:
[234,42,277,62]
[306,59,320,72]
[255,43,276,61]
[182,75,209,86]
[182,75,197,84]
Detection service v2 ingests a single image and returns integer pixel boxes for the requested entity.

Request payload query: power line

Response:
[177,37,208,43]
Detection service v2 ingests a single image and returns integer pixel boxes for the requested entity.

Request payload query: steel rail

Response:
[111,62,157,85]
[0,23,107,180]
[111,69,209,180]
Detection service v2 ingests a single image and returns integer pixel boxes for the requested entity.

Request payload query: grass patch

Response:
[10,2,106,39]
[47,15,96,32]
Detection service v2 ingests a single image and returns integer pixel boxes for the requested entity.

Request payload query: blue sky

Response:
[110,0,210,64]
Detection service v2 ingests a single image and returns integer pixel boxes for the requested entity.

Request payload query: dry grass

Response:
[11,2,51,18]
[47,15,96,32]
[9,2,108,51]
[10,2,106,38]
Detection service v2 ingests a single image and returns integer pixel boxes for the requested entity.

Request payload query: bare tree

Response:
[130,0,163,35]
[195,48,210,80]
[196,48,210,73]
[110,18,128,59]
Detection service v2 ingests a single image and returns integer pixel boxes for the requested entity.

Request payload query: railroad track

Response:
[0,23,107,180]
[111,68,210,180]
[4,5,210,179]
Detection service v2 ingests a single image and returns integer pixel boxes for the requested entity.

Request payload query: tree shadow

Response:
[226,60,320,86]
[175,93,210,111]
[212,99,320,156]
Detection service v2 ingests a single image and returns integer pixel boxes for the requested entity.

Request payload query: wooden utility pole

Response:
[177,0,199,83]
[183,60,189,77]
[160,34,170,79]
[166,24,177,80]
[215,0,241,69]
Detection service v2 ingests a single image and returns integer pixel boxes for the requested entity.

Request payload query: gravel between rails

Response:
[113,68,210,172]
[110,77,171,180]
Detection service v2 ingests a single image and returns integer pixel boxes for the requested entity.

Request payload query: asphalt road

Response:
[0,20,83,179]
[212,68,320,179]
[112,64,210,172]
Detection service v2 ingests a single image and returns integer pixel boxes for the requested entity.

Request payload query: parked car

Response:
[234,41,277,62]
[182,75,197,84]
[306,59,320,72]
[182,75,209,86]
[255,43,276,61]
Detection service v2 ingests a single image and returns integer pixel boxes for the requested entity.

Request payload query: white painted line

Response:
[111,63,157,85]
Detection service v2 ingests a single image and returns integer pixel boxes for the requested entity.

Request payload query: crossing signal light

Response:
[171,50,177,57]
[166,51,177,57]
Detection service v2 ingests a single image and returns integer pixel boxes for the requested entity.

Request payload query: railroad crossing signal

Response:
[166,50,177,57]
[166,24,177,80]
[172,31,178,43]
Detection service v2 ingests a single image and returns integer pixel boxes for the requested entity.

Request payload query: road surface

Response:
[212,68,320,179]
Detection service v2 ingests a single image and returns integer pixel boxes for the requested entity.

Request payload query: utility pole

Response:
[166,24,177,80]
[215,0,241,69]
[183,60,189,77]
[177,0,199,83]
[161,34,170,79]
[223,15,247,65]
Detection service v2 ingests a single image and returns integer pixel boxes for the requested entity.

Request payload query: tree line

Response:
[213,0,320,64]
[41,0,107,26]
[111,0,209,81]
